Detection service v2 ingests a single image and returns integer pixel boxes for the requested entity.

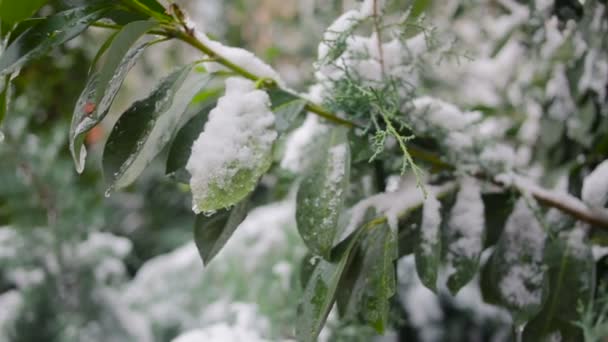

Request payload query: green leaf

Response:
[444,177,485,294]
[410,0,432,17]
[480,199,548,325]
[483,191,516,248]
[415,192,442,292]
[296,127,351,259]
[0,0,48,26]
[165,96,219,183]
[296,231,360,342]
[128,0,166,15]
[103,65,212,190]
[193,197,250,265]
[70,20,158,173]
[397,205,422,257]
[0,76,9,127]
[342,223,398,333]
[522,227,594,341]
[268,88,306,132]
[274,99,307,133]
[0,6,108,77]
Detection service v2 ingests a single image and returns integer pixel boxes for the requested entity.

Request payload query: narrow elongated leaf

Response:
[0,0,48,26]
[483,192,516,248]
[103,66,212,190]
[0,76,9,126]
[415,192,442,292]
[194,197,250,265]
[0,6,108,76]
[70,20,158,172]
[296,230,361,342]
[445,177,485,294]
[522,226,594,341]
[296,127,351,259]
[342,223,397,333]
[129,0,166,15]
[481,199,548,325]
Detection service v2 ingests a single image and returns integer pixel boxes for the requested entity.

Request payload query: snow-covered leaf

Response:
[415,193,442,292]
[445,177,485,294]
[481,199,548,325]
[582,160,608,208]
[193,197,250,265]
[186,78,277,214]
[166,90,221,183]
[296,127,350,259]
[340,222,397,333]
[522,226,594,341]
[104,65,212,190]
[70,20,158,173]
[296,230,359,342]
[0,6,108,76]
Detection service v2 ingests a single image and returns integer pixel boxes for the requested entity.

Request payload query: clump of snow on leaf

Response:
[582,159,608,208]
[192,30,283,86]
[447,177,485,262]
[419,192,442,255]
[186,77,277,214]
[498,199,547,310]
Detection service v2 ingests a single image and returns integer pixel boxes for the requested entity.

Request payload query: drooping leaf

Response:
[397,205,422,257]
[444,177,485,294]
[296,230,361,342]
[165,96,219,183]
[70,20,158,173]
[415,192,442,292]
[296,127,351,259]
[193,197,250,265]
[0,76,9,126]
[0,5,109,76]
[480,199,548,325]
[0,0,48,26]
[522,226,594,341]
[341,223,398,333]
[483,191,516,248]
[103,65,211,190]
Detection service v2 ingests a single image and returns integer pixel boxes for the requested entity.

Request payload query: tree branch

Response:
[161,15,608,231]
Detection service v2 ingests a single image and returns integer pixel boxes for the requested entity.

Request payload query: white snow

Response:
[480,143,517,171]
[419,191,442,254]
[582,160,608,208]
[318,10,365,63]
[410,96,481,132]
[446,177,485,261]
[172,323,268,342]
[398,255,443,342]
[579,49,608,100]
[281,114,329,173]
[186,77,277,213]
[498,199,547,309]
[0,291,23,340]
[193,30,283,85]
[338,180,456,242]
[546,64,576,121]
